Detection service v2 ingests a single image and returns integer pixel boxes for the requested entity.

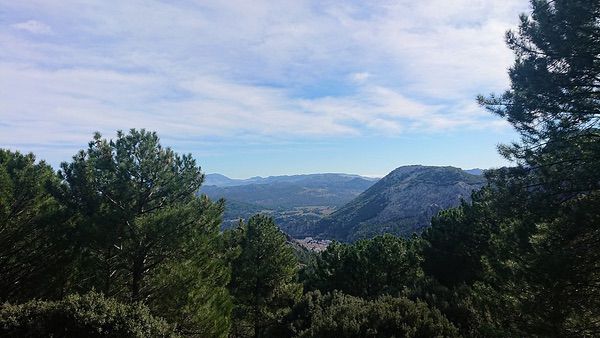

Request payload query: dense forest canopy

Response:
[1,0,599,337]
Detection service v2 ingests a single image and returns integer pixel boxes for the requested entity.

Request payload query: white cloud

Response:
[0,0,528,162]
[350,72,370,83]
[11,20,52,34]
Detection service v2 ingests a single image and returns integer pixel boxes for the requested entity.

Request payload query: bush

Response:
[0,292,178,337]
[285,291,459,338]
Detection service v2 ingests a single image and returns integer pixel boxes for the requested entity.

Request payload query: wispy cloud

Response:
[0,0,528,165]
[11,20,53,35]
[350,72,370,83]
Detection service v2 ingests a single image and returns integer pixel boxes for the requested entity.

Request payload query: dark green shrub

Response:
[0,292,178,337]
[284,291,459,338]
[303,235,423,299]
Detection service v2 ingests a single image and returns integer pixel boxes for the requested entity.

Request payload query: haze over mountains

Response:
[201,166,485,240]
[203,173,378,208]
[204,173,381,187]
[200,173,378,231]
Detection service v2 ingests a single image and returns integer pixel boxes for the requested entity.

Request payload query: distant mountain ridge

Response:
[200,173,379,231]
[202,173,378,208]
[204,173,379,187]
[307,165,486,242]
[464,168,485,176]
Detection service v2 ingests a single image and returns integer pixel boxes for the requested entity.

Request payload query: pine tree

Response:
[285,291,459,338]
[476,1,600,335]
[229,215,302,338]
[478,0,600,197]
[305,234,422,299]
[53,130,232,336]
[0,150,68,302]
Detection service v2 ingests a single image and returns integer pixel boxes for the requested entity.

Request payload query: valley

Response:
[201,166,485,242]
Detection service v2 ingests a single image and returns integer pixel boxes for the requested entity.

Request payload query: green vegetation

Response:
[283,291,459,337]
[303,234,422,298]
[0,292,178,338]
[313,165,486,241]
[1,130,232,337]
[228,215,303,337]
[1,0,598,336]
[0,150,65,302]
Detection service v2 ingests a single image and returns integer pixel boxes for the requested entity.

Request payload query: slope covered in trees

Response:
[311,165,485,241]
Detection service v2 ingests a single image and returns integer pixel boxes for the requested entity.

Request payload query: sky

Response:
[0,0,530,178]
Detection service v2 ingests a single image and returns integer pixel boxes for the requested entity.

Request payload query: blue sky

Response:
[0,0,529,178]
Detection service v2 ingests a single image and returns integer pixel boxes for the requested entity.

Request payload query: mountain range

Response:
[200,173,378,231]
[204,173,378,188]
[201,167,486,241]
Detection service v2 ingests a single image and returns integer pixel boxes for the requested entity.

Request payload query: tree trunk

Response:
[254,288,260,338]
[131,254,144,302]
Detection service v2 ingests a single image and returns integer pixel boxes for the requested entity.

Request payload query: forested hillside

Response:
[311,165,485,241]
[0,1,598,337]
